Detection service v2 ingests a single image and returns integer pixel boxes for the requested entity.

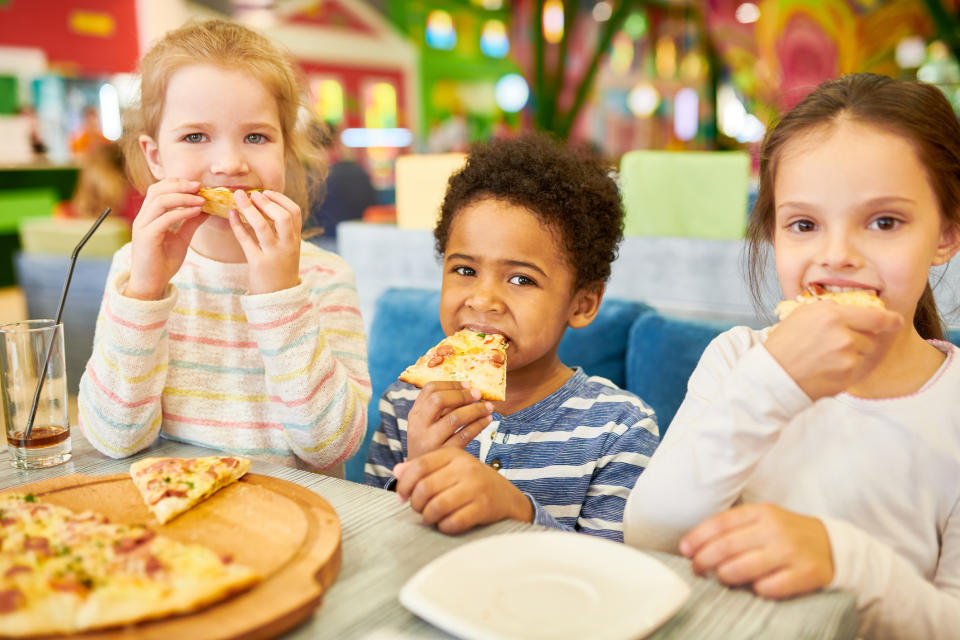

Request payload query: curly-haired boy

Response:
[365,133,659,541]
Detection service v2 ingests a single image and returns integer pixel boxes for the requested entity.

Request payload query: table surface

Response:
[0,435,858,640]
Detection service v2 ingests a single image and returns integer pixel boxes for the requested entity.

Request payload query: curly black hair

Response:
[434,132,624,291]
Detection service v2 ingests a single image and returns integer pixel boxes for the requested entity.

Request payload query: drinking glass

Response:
[0,319,71,469]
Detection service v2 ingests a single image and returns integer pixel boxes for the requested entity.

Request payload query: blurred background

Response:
[3,0,960,376]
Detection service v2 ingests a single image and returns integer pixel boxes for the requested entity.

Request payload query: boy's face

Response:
[440,199,591,375]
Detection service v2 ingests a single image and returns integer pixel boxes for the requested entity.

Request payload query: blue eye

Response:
[508,275,536,286]
[245,133,267,144]
[184,133,206,143]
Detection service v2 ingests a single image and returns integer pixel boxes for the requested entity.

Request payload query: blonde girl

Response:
[78,20,370,473]
[624,73,960,639]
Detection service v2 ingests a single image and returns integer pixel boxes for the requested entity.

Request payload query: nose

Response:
[465,277,505,314]
[817,229,864,270]
[209,141,249,176]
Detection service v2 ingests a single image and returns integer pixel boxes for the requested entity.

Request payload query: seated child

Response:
[365,133,659,542]
[624,73,960,639]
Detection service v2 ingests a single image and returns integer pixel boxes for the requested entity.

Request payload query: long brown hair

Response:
[747,73,960,340]
[121,19,325,214]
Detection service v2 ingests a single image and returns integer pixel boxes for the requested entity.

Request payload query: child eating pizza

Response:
[364,133,659,542]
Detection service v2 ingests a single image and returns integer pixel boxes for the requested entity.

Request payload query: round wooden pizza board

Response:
[2,472,341,639]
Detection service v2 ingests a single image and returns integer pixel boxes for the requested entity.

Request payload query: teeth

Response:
[821,285,876,295]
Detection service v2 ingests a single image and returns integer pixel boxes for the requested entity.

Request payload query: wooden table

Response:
[0,435,858,639]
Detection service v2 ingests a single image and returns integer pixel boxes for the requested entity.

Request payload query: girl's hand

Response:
[229,189,302,294]
[406,382,494,459]
[679,503,834,599]
[764,301,903,400]
[393,448,534,534]
[125,179,206,301]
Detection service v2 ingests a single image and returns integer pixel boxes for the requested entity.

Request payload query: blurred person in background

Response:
[54,142,142,225]
[69,105,110,159]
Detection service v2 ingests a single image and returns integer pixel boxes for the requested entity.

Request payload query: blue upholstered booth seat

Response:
[346,288,654,482]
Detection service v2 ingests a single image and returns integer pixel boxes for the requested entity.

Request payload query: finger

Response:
[409,467,460,515]
[689,525,765,575]
[833,305,904,334]
[752,566,818,599]
[418,479,471,524]
[433,401,494,440]
[141,205,204,237]
[436,501,485,535]
[136,191,205,229]
[443,414,493,449]
[394,450,456,500]
[228,209,262,258]
[416,386,482,424]
[172,213,208,244]
[260,189,300,216]
[233,189,275,244]
[251,190,298,241]
[680,505,762,557]
[714,547,780,587]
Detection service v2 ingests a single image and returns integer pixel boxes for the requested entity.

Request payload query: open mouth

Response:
[809,283,881,297]
[464,325,510,344]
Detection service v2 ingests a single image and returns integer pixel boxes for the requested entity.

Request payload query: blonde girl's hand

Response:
[679,503,834,599]
[229,189,302,295]
[393,448,534,534]
[406,382,494,459]
[125,179,206,301]
[764,301,904,400]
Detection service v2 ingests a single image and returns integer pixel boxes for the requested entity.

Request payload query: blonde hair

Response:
[122,19,325,213]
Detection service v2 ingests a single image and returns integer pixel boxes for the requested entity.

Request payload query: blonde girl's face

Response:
[140,63,286,204]
[772,120,960,326]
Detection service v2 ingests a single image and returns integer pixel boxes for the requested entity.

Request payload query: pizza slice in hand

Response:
[130,456,252,524]
[775,286,885,321]
[399,329,508,401]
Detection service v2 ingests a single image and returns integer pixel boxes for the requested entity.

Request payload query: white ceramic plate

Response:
[399,530,690,640]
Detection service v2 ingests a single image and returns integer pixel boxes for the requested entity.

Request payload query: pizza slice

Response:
[198,187,262,222]
[130,456,252,524]
[399,329,508,401]
[775,286,885,320]
[0,493,259,636]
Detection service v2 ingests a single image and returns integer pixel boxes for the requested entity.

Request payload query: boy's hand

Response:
[679,503,834,599]
[229,189,302,295]
[125,178,206,300]
[393,448,533,534]
[406,382,494,459]
[765,301,903,400]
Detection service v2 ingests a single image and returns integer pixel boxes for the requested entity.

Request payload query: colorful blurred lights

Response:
[98,84,121,141]
[610,32,634,75]
[623,12,648,40]
[543,0,564,44]
[674,88,698,141]
[592,2,612,22]
[735,3,760,25]
[495,74,529,113]
[426,10,456,50]
[627,84,659,118]
[481,20,509,58]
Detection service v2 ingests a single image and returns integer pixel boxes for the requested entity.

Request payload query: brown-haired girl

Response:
[78,20,369,473]
[625,73,960,638]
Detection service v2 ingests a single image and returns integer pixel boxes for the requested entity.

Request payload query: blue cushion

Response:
[344,288,653,483]
[949,328,960,347]
[626,314,732,437]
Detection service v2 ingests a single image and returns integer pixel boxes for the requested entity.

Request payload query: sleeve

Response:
[240,253,370,471]
[77,247,173,458]
[822,510,960,640]
[364,390,407,488]
[623,327,812,551]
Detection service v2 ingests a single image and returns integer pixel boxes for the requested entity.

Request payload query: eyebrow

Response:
[446,253,549,278]
[172,122,281,133]
[776,195,916,213]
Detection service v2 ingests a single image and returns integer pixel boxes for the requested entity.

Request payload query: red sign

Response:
[0,0,139,75]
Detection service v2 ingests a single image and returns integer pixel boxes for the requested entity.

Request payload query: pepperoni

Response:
[138,459,176,476]
[220,553,234,565]
[0,589,24,613]
[0,517,15,526]
[4,566,31,578]
[149,488,187,505]
[144,555,164,576]
[220,457,239,468]
[49,578,87,594]
[435,345,455,357]
[114,530,156,553]
[491,352,505,365]
[23,536,50,556]
[207,468,219,479]
[427,355,445,367]
[29,505,50,515]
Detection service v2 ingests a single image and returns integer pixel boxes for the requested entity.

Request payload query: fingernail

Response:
[470,389,482,400]
[485,402,494,412]
[393,463,406,478]
[679,539,691,556]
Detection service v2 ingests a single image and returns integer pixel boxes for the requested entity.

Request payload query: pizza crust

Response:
[775,289,885,320]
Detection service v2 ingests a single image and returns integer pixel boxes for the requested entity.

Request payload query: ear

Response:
[568,282,604,330]
[139,134,164,181]
[932,220,960,266]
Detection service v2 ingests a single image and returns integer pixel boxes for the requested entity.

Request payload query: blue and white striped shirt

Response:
[365,368,659,542]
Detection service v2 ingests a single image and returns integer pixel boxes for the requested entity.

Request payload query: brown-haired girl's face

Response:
[772,120,960,330]
[139,63,285,230]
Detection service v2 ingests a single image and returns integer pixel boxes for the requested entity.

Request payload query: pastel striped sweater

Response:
[78,242,370,471]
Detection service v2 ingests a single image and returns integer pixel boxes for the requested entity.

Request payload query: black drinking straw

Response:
[23,207,111,440]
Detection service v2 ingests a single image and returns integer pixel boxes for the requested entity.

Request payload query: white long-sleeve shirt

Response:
[78,242,370,472]
[624,326,960,639]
